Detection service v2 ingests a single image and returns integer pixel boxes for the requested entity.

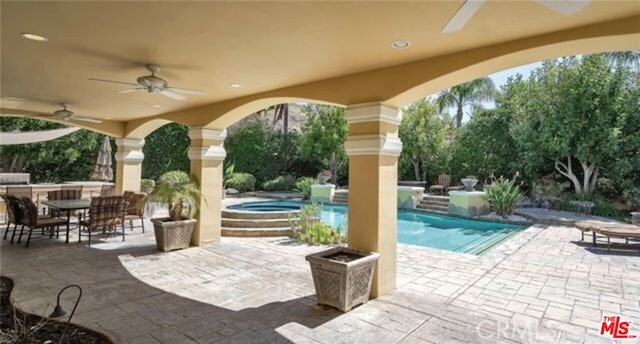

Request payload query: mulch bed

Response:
[0,276,112,343]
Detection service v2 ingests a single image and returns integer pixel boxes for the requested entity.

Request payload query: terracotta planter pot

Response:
[305,246,379,312]
[152,218,196,252]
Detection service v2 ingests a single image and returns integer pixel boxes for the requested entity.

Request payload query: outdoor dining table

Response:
[41,199,91,243]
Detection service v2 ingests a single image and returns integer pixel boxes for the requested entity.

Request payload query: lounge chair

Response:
[429,174,451,195]
[575,221,640,250]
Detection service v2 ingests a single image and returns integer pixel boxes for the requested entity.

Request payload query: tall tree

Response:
[398,98,447,181]
[437,77,498,128]
[299,104,348,184]
[507,54,639,196]
[142,123,190,180]
[448,108,518,183]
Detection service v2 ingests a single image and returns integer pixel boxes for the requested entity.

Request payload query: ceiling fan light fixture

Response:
[391,40,411,49]
[442,0,486,34]
[20,32,48,42]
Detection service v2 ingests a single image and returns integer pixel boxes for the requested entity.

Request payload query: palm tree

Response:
[436,77,497,128]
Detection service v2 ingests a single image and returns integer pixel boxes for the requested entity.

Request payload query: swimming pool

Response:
[228,201,525,254]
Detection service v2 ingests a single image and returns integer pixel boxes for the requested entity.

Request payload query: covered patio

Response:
[2,213,639,343]
[2,2,640,342]
[2,2,638,297]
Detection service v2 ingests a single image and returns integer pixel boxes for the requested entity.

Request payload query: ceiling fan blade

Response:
[160,89,186,100]
[442,0,485,33]
[167,87,207,96]
[73,116,103,123]
[89,78,139,87]
[118,87,144,94]
[535,0,590,15]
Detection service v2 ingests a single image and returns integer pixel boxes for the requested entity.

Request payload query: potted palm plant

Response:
[149,171,202,252]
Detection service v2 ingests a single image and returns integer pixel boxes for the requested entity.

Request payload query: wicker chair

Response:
[2,195,21,241]
[91,184,115,197]
[61,184,83,192]
[79,196,127,246]
[124,192,146,232]
[47,189,84,230]
[16,196,67,248]
[428,174,452,195]
[6,186,42,214]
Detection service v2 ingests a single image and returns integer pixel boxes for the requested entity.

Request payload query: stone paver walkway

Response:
[1,220,639,343]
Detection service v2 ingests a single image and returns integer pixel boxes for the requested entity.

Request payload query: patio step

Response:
[221,218,295,228]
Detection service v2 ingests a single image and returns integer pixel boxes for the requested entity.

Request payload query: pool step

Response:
[332,190,348,204]
[418,195,450,213]
[416,204,448,212]
[222,227,292,237]
[222,218,296,228]
[221,209,299,219]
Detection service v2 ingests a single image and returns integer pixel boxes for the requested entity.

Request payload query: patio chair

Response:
[47,189,84,225]
[428,174,451,195]
[1,195,21,241]
[6,185,41,212]
[91,184,115,197]
[79,195,127,246]
[16,196,67,248]
[124,192,146,232]
[60,184,82,194]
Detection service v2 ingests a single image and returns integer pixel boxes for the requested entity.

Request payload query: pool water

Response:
[228,201,525,255]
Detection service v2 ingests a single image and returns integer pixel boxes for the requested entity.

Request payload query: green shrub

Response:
[561,195,621,218]
[140,179,155,194]
[484,176,524,216]
[623,187,640,210]
[226,172,256,192]
[296,177,316,200]
[262,175,297,191]
[593,199,621,218]
[289,203,346,245]
[223,162,235,188]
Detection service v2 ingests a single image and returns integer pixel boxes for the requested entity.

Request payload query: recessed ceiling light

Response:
[20,33,48,42]
[229,83,241,88]
[104,117,112,120]
[153,105,162,108]
[391,40,411,49]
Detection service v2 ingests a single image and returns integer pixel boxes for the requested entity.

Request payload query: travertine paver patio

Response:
[1,219,639,343]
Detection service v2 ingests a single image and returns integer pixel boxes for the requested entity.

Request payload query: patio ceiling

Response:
[1,1,639,133]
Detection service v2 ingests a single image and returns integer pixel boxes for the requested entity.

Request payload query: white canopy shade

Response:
[0,127,80,145]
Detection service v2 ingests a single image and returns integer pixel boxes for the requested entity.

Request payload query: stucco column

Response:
[188,128,226,246]
[345,102,402,297]
[115,138,145,194]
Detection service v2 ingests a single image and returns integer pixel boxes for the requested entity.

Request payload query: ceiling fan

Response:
[2,104,102,123]
[29,104,103,123]
[89,64,207,100]
[442,0,591,33]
